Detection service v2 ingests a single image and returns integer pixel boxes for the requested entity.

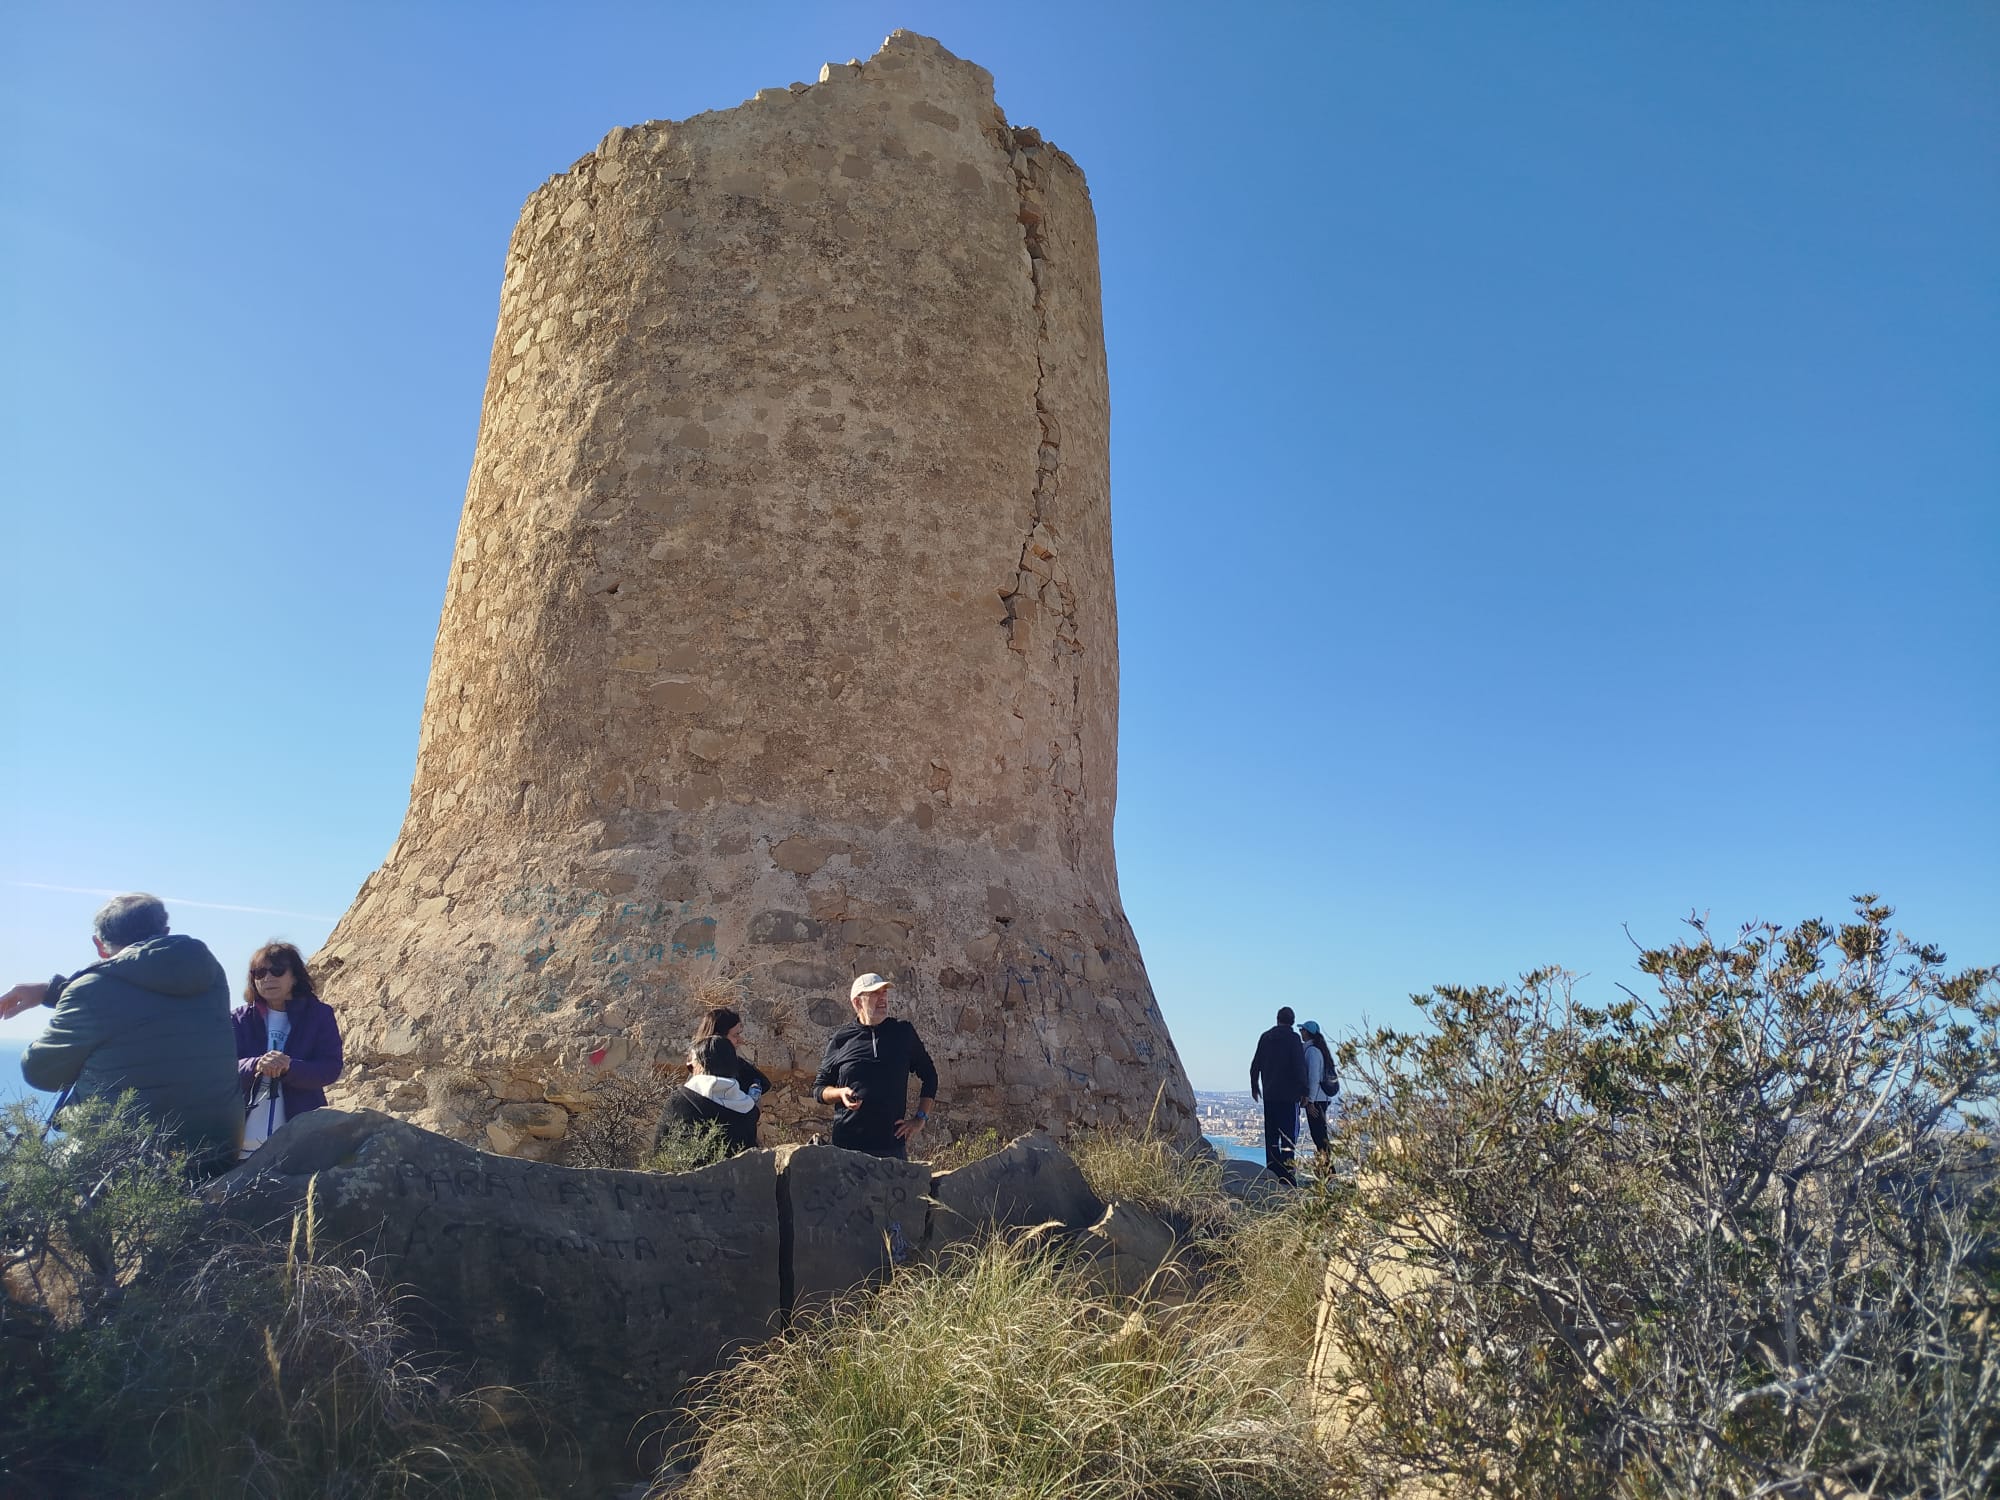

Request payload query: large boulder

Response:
[775,1144,930,1313]
[930,1130,1104,1247]
[1219,1156,1291,1205]
[209,1109,780,1462]
[1076,1199,1179,1298]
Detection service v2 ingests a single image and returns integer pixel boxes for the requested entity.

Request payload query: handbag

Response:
[240,1074,287,1157]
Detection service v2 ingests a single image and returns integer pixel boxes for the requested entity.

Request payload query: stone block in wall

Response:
[209,1110,780,1464]
[929,1130,1104,1249]
[774,1143,930,1312]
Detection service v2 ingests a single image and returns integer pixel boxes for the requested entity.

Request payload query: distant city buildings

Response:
[1194,1091,1262,1147]
[1196,1089,1331,1162]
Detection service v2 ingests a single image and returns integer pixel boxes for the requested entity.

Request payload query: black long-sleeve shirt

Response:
[1249,1023,1308,1103]
[812,1017,938,1154]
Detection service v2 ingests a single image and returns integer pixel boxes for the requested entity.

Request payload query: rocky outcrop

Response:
[311,29,1196,1153]
[211,1110,779,1460]
[775,1143,929,1311]
[931,1128,1103,1246]
[1077,1199,1181,1298]
[210,1112,1171,1469]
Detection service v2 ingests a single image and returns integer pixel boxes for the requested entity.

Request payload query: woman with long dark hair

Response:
[693,1006,771,1100]
[657,1035,762,1156]
[1299,1019,1338,1159]
[233,941,344,1157]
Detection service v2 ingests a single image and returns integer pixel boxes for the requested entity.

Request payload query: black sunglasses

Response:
[250,963,290,980]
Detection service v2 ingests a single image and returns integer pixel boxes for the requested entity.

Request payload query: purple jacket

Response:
[233,993,344,1116]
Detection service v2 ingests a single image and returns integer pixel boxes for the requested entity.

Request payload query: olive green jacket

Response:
[21,934,242,1167]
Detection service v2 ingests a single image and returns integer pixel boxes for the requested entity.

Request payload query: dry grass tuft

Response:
[1068,1129,1233,1237]
[665,1235,1329,1500]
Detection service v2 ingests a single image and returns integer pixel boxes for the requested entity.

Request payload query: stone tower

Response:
[316,31,1198,1153]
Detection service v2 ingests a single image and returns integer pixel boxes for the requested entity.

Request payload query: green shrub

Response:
[667,1236,1329,1500]
[1317,897,2000,1499]
[0,1099,547,1499]
[0,1093,202,1326]
[1,1094,206,1495]
[646,1117,732,1174]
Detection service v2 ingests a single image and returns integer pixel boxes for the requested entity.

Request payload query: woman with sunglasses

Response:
[233,941,345,1158]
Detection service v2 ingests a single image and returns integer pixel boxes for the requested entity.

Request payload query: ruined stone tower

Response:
[316,32,1198,1152]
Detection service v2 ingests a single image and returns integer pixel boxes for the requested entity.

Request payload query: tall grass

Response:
[84,1205,550,1499]
[1202,1174,1343,1368]
[1068,1130,1232,1236]
[667,1235,1330,1500]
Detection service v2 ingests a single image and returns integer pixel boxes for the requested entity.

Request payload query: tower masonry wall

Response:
[315,31,1197,1153]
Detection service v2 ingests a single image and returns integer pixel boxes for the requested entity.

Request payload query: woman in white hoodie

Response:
[657,1036,761,1155]
[1299,1019,1338,1158]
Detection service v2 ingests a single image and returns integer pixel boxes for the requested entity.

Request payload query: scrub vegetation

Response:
[1316,897,1999,1499]
[663,898,1998,1500]
[0,1096,541,1500]
[3,897,1992,1499]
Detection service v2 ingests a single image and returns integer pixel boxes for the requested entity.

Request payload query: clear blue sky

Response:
[4,2,1995,1092]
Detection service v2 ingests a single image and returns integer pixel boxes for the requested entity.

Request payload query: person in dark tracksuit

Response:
[1249,1005,1309,1184]
[813,973,939,1160]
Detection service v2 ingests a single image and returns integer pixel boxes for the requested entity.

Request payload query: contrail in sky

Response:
[5,882,338,923]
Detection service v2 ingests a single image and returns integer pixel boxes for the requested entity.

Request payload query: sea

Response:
[1,1040,34,1111]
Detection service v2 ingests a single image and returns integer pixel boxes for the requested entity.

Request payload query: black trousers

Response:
[1262,1096,1301,1182]
[1303,1100,1331,1155]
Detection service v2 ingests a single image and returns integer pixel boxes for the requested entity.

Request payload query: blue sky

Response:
[3,2,1994,1092]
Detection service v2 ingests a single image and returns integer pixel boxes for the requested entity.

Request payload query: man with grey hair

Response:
[0,893,242,1172]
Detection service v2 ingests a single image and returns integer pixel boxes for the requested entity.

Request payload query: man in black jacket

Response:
[1249,1005,1309,1184]
[813,973,939,1159]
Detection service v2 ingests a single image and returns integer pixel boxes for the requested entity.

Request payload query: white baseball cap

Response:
[849,973,892,1000]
